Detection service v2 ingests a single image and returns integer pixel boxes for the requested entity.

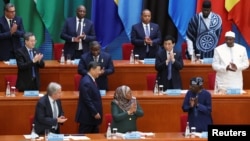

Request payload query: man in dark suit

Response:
[34,82,68,135]
[15,32,45,92]
[78,41,114,90]
[60,5,96,59]
[131,9,161,60]
[155,35,184,90]
[0,3,25,61]
[75,61,103,133]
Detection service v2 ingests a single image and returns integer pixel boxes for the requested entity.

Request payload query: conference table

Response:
[0,133,207,141]
[0,60,250,91]
[0,90,250,135]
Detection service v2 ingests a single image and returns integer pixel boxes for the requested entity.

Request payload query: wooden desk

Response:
[1,91,250,135]
[0,133,207,141]
[0,60,250,91]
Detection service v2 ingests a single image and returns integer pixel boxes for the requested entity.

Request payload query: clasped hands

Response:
[226,62,237,72]
[10,23,17,34]
[189,97,198,108]
[127,103,137,115]
[74,33,86,42]
[32,53,43,63]
[144,37,152,46]
[166,52,175,63]
[57,116,68,123]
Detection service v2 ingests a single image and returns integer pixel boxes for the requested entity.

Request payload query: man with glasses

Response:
[0,3,25,61]
[16,32,45,92]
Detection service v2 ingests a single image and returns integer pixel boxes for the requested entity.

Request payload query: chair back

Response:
[180,114,188,132]
[122,43,134,60]
[146,73,157,90]
[53,43,64,60]
[74,74,82,91]
[29,115,34,131]
[208,72,216,89]
[105,113,113,130]
[4,75,17,91]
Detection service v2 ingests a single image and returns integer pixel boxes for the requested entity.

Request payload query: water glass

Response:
[11,86,16,97]
[45,129,50,141]
[134,54,139,64]
[190,127,196,138]
[159,85,164,95]
[112,128,118,139]
[196,54,201,63]
[66,54,71,64]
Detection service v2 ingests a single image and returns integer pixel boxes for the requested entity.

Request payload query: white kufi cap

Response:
[225,31,235,38]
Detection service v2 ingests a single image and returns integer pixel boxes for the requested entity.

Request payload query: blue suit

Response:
[0,16,25,61]
[155,48,183,90]
[182,89,213,132]
[75,74,103,133]
[78,52,114,90]
[34,94,64,135]
[131,22,161,59]
[60,17,96,59]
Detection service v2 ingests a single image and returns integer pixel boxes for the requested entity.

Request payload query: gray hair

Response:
[47,82,61,96]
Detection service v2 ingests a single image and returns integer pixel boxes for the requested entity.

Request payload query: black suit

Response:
[155,48,184,90]
[0,16,25,61]
[34,94,64,135]
[15,47,45,91]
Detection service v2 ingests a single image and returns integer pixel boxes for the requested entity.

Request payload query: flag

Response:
[0,0,4,16]
[225,0,250,46]
[34,0,65,43]
[117,0,142,40]
[91,0,123,48]
[196,0,232,45]
[168,0,197,40]
[10,0,45,48]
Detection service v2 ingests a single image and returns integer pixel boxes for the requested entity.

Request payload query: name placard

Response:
[124,132,141,139]
[165,89,182,95]
[99,90,106,96]
[144,58,155,64]
[202,58,213,64]
[226,88,241,95]
[73,59,80,65]
[9,59,17,65]
[24,90,39,96]
[48,134,64,141]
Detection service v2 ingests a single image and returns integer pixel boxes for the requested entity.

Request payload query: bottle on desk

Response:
[106,122,112,139]
[30,124,36,141]
[153,80,159,95]
[60,49,65,64]
[5,81,11,97]
[129,50,134,64]
[191,50,196,63]
[184,122,190,138]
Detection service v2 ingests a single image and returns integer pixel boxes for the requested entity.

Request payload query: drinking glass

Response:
[112,128,118,139]
[159,85,164,95]
[134,54,139,64]
[196,54,201,63]
[11,86,16,97]
[45,129,50,141]
[190,127,196,138]
[66,54,71,64]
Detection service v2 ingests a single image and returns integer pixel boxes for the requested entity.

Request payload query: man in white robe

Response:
[212,31,249,91]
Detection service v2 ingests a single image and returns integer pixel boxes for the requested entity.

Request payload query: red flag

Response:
[196,0,232,45]
[226,0,250,46]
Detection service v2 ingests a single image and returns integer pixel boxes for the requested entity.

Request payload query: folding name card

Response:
[48,134,64,141]
[226,88,241,95]
[99,90,106,96]
[24,90,39,96]
[73,59,80,65]
[165,89,182,95]
[202,58,213,64]
[9,59,17,65]
[124,132,141,139]
[143,58,155,64]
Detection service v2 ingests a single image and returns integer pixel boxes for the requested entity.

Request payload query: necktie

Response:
[145,25,150,53]
[9,19,13,28]
[76,19,82,50]
[167,61,172,80]
[53,101,58,129]
[29,50,36,77]
[94,56,98,62]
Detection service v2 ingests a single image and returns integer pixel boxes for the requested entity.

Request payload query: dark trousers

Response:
[78,123,99,134]
[73,50,83,59]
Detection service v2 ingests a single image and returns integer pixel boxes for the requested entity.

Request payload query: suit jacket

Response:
[78,52,114,90]
[0,16,25,61]
[15,47,45,91]
[155,48,183,90]
[34,94,64,135]
[131,22,161,59]
[75,74,103,125]
[60,17,96,58]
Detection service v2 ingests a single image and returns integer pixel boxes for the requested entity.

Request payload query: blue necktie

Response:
[145,25,150,53]
[29,50,36,77]
[167,61,172,80]
[53,100,58,129]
